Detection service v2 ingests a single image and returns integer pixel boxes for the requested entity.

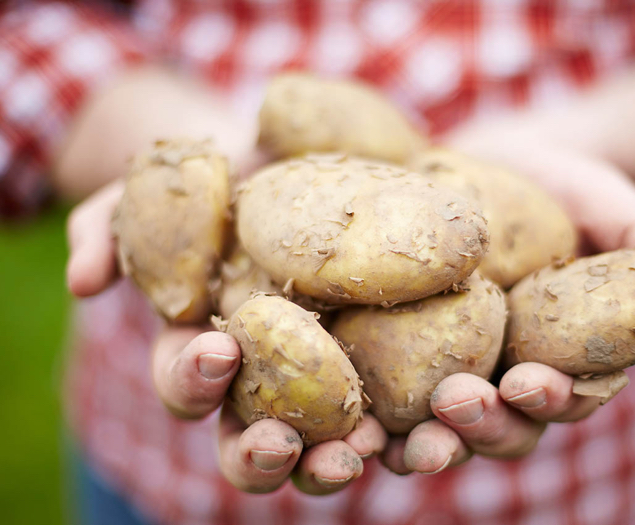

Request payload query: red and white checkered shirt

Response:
[3,1,635,524]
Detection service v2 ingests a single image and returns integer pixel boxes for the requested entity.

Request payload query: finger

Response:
[541,152,635,251]
[431,373,546,458]
[218,404,303,494]
[404,419,472,474]
[343,414,388,459]
[292,441,364,495]
[379,436,410,476]
[152,327,241,419]
[66,180,124,297]
[500,362,602,422]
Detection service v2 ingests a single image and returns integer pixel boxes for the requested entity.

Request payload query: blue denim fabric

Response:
[70,451,154,525]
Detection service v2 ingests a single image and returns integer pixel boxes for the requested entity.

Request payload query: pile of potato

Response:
[113,73,635,446]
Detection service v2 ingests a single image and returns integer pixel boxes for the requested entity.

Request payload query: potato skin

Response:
[258,73,426,164]
[216,246,282,320]
[506,250,635,375]
[215,245,339,321]
[409,149,577,288]
[113,139,230,323]
[331,273,506,434]
[227,295,362,446]
[237,154,489,305]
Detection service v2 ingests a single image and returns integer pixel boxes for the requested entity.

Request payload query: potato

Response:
[237,154,489,305]
[409,148,577,288]
[215,245,282,319]
[331,273,506,434]
[258,73,426,163]
[112,139,230,323]
[215,245,340,322]
[506,250,635,376]
[227,295,363,446]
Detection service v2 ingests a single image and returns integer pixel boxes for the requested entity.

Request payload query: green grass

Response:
[0,205,71,525]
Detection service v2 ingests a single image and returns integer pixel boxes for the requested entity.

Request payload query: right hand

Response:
[66,179,388,496]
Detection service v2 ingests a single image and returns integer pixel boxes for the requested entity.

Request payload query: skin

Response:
[61,65,635,488]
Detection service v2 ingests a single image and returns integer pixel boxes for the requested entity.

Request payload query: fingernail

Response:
[507,387,547,408]
[438,398,484,425]
[359,452,374,460]
[314,473,354,488]
[198,353,237,380]
[421,454,452,475]
[250,450,293,471]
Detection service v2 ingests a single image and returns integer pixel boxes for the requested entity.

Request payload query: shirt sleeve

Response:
[0,1,149,219]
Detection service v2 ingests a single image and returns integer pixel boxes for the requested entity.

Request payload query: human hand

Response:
[65,165,387,497]
[381,120,635,475]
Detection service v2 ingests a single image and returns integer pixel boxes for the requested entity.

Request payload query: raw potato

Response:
[227,295,363,446]
[215,246,282,319]
[214,245,339,320]
[113,139,230,323]
[331,273,506,434]
[258,73,426,164]
[506,250,635,376]
[237,154,489,305]
[409,149,577,288]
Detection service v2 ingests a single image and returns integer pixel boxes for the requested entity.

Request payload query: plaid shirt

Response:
[3,1,635,524]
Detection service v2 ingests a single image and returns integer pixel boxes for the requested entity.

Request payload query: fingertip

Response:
[191,331,241,360]
[500,362,601,422]
[154,330,241,419]
[66,248,116,297]
[404,420,471,474]
[239,419,303,471]
[219,415,302,494]
[343,414,388,459]
[294,441,363,495]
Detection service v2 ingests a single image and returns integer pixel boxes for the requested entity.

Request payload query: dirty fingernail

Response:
[314,473,354,488]
[507,387,547,408]
[198,353,237,380]
[250,450,293,471]
[421,454,453,475]
[438,398,484,425]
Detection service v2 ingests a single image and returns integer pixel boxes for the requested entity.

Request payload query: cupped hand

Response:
[382,124,635,475]
[66,174,388,496]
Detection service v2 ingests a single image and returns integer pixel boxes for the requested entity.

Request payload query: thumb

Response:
[521,149,635,252]
[152,326,241,419]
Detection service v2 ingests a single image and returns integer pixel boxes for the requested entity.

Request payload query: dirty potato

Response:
[113,139,230,323]
[215,245,282,319]
[506,250,635,376]
[227,295,364,446]
[331,273,506,434]
[214,244,339,321]
[236,154,489,305]
[258,73,426,164]
[409,148,577,288]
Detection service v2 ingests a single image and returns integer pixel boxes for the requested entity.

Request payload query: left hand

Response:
[383,123,635,474]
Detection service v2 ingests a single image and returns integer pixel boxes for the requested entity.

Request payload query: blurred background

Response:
[0,204,70,525]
